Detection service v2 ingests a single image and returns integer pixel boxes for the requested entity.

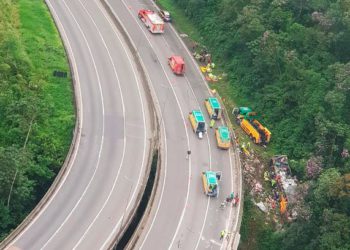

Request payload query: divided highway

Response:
[3,0,242,249]
[105,0,242,249]
[4,0,154,249]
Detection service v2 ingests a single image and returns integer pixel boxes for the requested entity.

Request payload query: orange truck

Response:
[138,9,164,34]
[233,107,271,145]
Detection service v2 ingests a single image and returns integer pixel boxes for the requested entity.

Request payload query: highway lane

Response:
[106,0,240,249]
[5,0,153,249]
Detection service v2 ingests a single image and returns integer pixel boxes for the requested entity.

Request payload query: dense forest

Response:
[0,0,74,240]
[169,0,350,249]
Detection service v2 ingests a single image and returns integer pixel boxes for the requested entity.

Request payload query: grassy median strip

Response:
[0,0,74,239]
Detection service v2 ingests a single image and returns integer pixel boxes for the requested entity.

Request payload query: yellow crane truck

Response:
[233,107,271,145]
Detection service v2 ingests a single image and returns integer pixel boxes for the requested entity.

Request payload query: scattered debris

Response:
[341,148,349,158]
[254,182,263,193]
[306,156,323,179]
[256,202,267,213]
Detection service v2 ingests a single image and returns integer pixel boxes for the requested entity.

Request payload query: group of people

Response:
[226,192,239,206]
[220,192,239,209]
[264,168,289,214]
[218,193,240,241]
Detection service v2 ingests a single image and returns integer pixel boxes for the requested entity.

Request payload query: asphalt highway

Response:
[106,0,241,249]
[5,0,153,249]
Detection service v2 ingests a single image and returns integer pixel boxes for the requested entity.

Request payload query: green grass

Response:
[157,1,278,248]
[158,0,274,160]
[0,0,74,239]
[157,0,202,42]
[18,0,74,162]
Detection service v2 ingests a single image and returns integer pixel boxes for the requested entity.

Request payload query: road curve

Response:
[4,0,154,249]
[106,0,241,249]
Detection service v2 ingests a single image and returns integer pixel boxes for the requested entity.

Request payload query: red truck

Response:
[168,56,185,75]
[138,9,164,34]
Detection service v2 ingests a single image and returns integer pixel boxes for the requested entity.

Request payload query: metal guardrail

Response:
[99,0,161,249]
[0,1,81,248]
[149,1,244,249]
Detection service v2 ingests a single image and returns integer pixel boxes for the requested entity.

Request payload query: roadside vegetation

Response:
[0,0,74,240]
[158,0,350,249]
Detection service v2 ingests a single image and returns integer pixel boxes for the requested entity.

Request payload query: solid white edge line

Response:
[7,0,85,247]
[185,72,213,250]
[114,1,191,248]
[41,0,107,248]
[71,0,129,247]
[89,0,166,249]
[220,148,235,250]
[150,1,237,248]
[78,1,149,249]
[116,1,215,249]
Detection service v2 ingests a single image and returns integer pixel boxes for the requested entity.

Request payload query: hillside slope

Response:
[164,0,350,249]
[0,0,74,240]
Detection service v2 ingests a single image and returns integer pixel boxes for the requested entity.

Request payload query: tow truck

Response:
[205,97,222,120]
[215,126,231,149]
[189,110,206,139]
[201,170,221,197]
[138,9,164,33]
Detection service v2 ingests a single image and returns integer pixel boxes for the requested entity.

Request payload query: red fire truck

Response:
[138,9,164,34]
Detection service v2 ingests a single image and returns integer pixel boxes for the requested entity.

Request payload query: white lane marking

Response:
[183,75,212,250]
[41,0,107,248]
[88,1,149,249]
[118,1,215,249]
[210,239,222,246]
[74,0,147,248]
[70,0,129,248]
[165,16,236,250]
[124,3,214,248]
[161,35,171,50]
[149,2,237,247]
[219,148,234,250]
[164,15,211,93]
[8,0,85,247]
[114,1,192,248]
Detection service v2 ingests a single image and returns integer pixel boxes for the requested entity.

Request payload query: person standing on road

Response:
[186,150,191,160]
[210,119,215,128]
[226,192,234,203]
[220,230,226,240]
[233,194,240,207]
